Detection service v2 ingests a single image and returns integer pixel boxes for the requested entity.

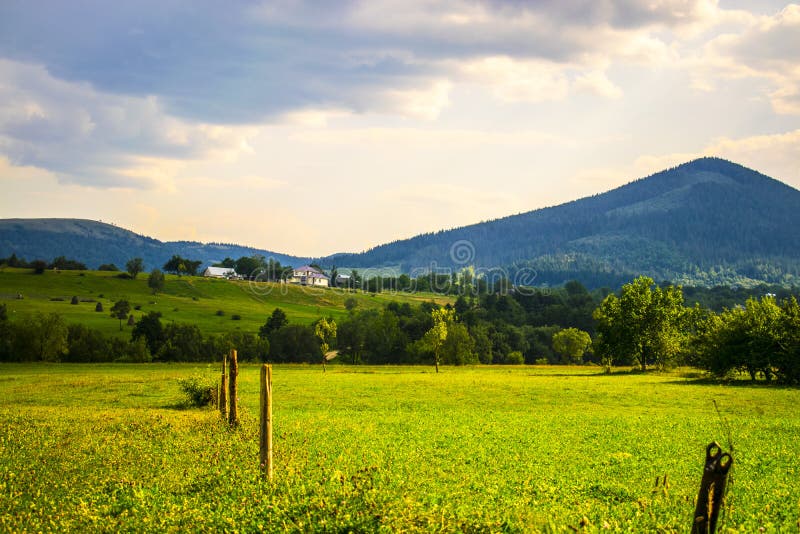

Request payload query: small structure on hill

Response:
[203,266,238,279]
[290,265,330,287]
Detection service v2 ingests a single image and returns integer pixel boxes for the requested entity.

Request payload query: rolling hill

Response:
[2,157,799,288]
[0,218,307,272]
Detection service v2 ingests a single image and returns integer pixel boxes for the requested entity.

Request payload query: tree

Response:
[163,255,202,276]
[110,300,131,331]
[314,317,337,371]
[441,322,477,365]
[593,276,685,371]
[31,259,47,274]
[49,256,87,270]
[259,308,289,339]
[131,311,165,355]
[126,258,144,279]
[98,263,119,271]
[269,324,321,363]
[420,307,454,373]
[13,312,68,361]
[235,255,265,278]
[552,328,592,364]
[344,297,358,312]
[148,269,165,294]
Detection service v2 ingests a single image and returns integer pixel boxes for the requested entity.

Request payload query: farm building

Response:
[290,265,330,287]
[203,266,237,279]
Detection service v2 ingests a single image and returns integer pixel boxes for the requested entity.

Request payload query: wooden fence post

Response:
[692,442,733,534]
[219,351,228,419]
[228,349,239,427]
[260,364,273,480]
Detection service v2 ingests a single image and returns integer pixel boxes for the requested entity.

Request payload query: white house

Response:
[290,265,330,287]
[203,266,237,279]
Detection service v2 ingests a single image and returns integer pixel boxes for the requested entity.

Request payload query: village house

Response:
[290,265,330,287]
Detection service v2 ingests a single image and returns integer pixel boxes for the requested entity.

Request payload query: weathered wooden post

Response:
[260,364,273,480]
[219,351,228,419]
[228,349,239,427]
[692,442,733,534]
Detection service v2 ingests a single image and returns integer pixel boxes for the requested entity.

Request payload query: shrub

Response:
[505,351,525,365]
[231,314,242,321]
[70,296,79,305]
[95,302,104,312]
[177,375,216,407]
[216,310,225,316]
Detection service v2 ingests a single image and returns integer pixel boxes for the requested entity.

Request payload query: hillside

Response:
[0,268,452,337]
[320,158,800,287]
[0,218,307,271]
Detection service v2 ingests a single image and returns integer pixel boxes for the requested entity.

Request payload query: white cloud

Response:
[0,59,260,188]
[695,4,800,114]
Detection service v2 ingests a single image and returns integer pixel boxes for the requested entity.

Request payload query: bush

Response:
[216,310,225,316]
[95,302,104,312]
[70,296,79,305]
[231,314,242,321]
[505,351,525,365]
[177,375,216,407]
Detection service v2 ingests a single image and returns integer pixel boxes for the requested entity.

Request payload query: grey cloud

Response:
[0,60,256,187]
[0,1,715,124]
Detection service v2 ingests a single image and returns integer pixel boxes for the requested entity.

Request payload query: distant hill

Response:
[317,157,800,287]
[3,157,799,288]
[0,218,307,271]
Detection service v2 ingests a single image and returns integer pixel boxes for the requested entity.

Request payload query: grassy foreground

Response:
[1,364,798,532]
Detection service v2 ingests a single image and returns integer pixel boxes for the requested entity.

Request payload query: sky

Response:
[0,1,798,257]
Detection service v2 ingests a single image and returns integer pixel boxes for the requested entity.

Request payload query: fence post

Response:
[219,351,228,419]
[260,364,273,480]
[228,349,239,427]
[692,442,733,534]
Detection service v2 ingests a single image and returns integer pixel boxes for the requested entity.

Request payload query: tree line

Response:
[1,262,799,382]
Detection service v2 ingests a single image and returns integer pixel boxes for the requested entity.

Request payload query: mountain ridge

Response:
[2,157,799,288]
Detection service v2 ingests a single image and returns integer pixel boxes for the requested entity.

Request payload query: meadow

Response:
[0,268,452,337]
[1,364,798,532]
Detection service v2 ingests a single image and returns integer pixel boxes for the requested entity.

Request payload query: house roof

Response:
[294,265,322,274]
[205,266,236,276]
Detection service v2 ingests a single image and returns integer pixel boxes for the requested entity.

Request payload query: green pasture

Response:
[1,364,798,532]
[0,268,452,336]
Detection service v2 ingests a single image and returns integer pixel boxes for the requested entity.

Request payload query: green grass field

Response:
[0,268,453,337]
[1,364,798,532]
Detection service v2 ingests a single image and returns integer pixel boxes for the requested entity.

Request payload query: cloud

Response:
[0,59,258,188]
[0,0,726,125]
[695,4,800,114]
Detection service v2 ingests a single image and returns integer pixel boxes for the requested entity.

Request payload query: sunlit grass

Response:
[0,268,453,337]
[1,364,798,531]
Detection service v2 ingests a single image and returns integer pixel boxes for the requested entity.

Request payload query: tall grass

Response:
[0,364,797,531]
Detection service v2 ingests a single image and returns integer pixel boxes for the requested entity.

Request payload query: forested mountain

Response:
[321,158,800,287]
[0,218,306,271]
[2,158,799,288]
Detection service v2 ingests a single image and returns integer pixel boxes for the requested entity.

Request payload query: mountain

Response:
[2,158,799,288]
[0,218,307,271]
[317,157,800,287]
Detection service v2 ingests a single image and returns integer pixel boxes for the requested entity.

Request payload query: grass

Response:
[1,364,798,532]
[0,268,453,337]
